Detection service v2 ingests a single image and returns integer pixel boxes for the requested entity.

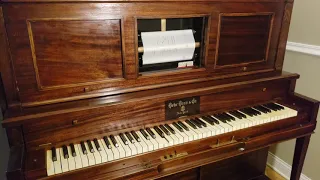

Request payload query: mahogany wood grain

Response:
[290,135,311,180]
[275,1,294,71]
[0,7,18,109]
[21,77,291,149]
[215,13,273,67]
[2,1,286,106]
[28,19,123,89]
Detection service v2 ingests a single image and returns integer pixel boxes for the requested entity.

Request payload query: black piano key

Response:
[80,141,87,154]
[87,140,94,153]
[103,136,112,149]
[178,121,189,131]
[213,115,227,123]
[254,105,271,113]
[249,107,261,115]
[154,126,165,138]
[62,145,69,159]
[110,135,119,147]
[165,124,175,134]
[239,108,254,117]
[229,111,243,119]
[146,128,156,139]
[195,118,207,127]
[125,132,135,143]
[213,114,227,122]
[201,116,214,125]
[51,147,57,161]
[207,116,220,124]
[119,133,128,145]
[186,119,197,129]
[172,122,184,132]
[131,131,141,142]
[272,103,285,110]
[222,113,235,121]
[235,110,247,118]
[267,102,284,110]
[262,103,277,111]
[190,119,202,128]
[140,129,150,140]
[218,113,231,122]
[159,125,170,135]
[70,143,76,157]
[93,138,101,151]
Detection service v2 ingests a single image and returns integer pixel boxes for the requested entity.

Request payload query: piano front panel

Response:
[23,77,292,149]
[27,19,124,89]
[2,1,286,107]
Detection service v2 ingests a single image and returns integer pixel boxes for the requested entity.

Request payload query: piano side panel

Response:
[2,1,286,107]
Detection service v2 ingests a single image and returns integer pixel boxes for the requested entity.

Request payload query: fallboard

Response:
[21,76,294,150]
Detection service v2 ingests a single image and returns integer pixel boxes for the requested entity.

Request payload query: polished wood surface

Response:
[28,19,123,89]
[3,1,285,107]
[1,0,318,180]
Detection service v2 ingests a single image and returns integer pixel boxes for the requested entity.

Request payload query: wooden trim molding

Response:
[286,41,320,57]
[267,152,311,180]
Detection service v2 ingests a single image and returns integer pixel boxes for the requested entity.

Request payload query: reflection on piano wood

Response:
[46,102,297,176]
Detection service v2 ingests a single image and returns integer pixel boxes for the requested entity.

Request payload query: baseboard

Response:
[286,41,320,57]
[267,152,311,180]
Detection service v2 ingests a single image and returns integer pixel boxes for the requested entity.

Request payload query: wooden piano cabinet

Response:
[1,0,289,107]
[1,0,318,179]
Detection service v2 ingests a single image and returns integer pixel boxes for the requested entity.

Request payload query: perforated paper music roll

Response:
[141,29,195,65]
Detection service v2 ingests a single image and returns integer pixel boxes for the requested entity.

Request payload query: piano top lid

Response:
[0,0,287,2]
[2,71,299,127]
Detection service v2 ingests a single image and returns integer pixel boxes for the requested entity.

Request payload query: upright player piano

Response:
[0,0,319,179]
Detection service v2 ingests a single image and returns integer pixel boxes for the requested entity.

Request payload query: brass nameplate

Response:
[165,96,200,120]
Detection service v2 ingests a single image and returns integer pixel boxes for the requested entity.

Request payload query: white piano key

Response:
[96,140,108,163]
[110,140,122,159]
[183,122,200,140]
[137,131,154,151]
[46,150,55,176]
[67,146,76,171]
[147,132,159,150]
[73,144,83,169]
[127,141,138,156]
[210,116,232,132]
[168,132,180,145]
[99,139,114,162]
[133,140,143,154]
[91,141,102,164]
[164,133,174,146]
[84,142,96,166]
[170,124,188,143]
[151,128,165,148]
[53,148,62,174]
[116,135,131,157]
[77,144,88,168]
[59,148,69,173]
[225,114,247,129]
[198,119,217,135]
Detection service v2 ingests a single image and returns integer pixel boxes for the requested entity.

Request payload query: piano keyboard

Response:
[46,102,297,176]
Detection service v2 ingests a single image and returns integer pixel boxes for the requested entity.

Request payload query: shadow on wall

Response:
[0,109,9,180]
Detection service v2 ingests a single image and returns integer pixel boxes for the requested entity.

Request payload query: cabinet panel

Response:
[28,19,123,89]
[215,13,273,68]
